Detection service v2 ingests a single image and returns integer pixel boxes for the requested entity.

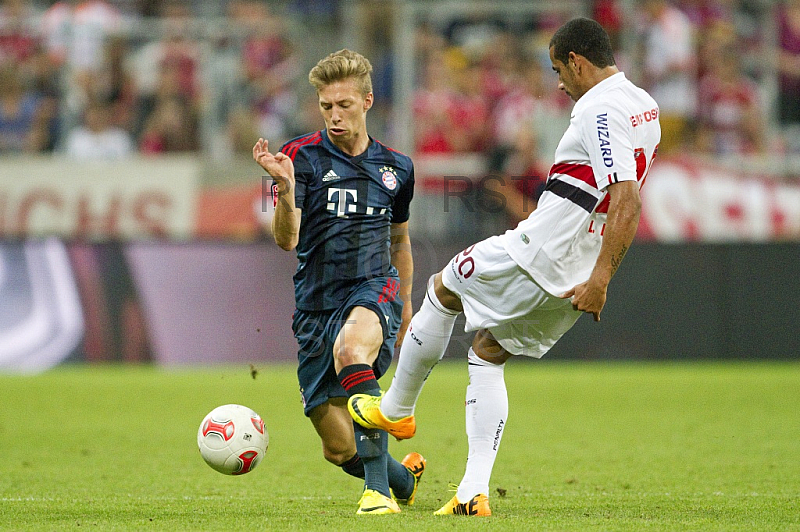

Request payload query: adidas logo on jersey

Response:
[322,169,340,182]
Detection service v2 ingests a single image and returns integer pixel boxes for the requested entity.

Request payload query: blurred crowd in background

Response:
[1,0,799,171]
[1,0,798,368]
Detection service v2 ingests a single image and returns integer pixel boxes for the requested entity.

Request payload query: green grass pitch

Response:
[1,361,798,531]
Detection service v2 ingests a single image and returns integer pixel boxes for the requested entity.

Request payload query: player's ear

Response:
[363,92,374,111]
[568,52,578,70]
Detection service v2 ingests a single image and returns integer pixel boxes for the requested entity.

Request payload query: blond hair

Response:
[308,49,373,96]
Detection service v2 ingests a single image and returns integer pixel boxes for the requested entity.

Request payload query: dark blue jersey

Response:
[279,130,414,311]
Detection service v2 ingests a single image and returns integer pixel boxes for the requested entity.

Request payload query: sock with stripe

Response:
[337,364,391,498]
[338,363,380,397]
[456,347,508,502]
[340,454,364,479]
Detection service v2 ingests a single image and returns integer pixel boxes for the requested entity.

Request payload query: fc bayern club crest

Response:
[379,166,397,190]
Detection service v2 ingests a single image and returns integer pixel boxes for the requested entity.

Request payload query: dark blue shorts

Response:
[292,276,403,416]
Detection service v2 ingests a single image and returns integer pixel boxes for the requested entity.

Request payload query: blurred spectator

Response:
[355,0,397,139]
[0,0,39,66]
[239,4,297,88]
[593,0,624,51]
[131,3,202,154]
[232,0,300,149]
[639,0,697,155]
[41,0,122,71]
[476,30,521,106]
[451,60,491,152]
[158,9,200,103]
[64,99,133,159]
[87,36,136,131]
[676,0,734,29]
[131,2,201,139]
[0,63,52,152]
[139,96,197,153]
[592,0,636,73]
[777,0,800,137]
[412,49,464,154]
[414,21,448,82]
[41,0,123,132]
[1,0,62,150]
[203,20,242,157]
[696,26,765,155]
[137,82,199,153]
[491,57,570,166]
[496,128,548,224]
[487,57,554,223]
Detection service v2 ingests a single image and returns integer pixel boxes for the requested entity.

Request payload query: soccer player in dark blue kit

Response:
[252,49,424,515]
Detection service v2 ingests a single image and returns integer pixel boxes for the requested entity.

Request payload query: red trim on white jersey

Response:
[549,162,597,189]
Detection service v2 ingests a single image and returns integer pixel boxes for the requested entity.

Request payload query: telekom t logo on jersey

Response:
[327,187,358,217]
[326,187,389,218]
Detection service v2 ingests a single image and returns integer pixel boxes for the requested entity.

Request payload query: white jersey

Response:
[501,72,661,296]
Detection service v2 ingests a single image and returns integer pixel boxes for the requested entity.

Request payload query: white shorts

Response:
[441,235,581,358]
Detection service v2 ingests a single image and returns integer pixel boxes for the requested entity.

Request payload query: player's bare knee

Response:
[322,443,355,466]
[333,343,364,368]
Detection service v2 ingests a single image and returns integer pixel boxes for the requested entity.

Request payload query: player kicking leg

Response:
[349,236,581,516]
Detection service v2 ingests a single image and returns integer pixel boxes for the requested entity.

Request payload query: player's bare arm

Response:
[253,138,301,250]
[561,180,641,321]
[390,221,413,347]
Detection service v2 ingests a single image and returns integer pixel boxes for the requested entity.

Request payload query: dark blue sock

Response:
[339,446,414,499]
[353,423,390,497]
[388,456,415,500]
[338,364,391,497]
[340,453,413,498]
[340,454,364,479]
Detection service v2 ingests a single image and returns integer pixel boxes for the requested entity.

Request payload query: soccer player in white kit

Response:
[348,18,662,516]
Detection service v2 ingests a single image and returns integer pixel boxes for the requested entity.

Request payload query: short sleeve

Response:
[579,104,636,190]
[391,164,415,223]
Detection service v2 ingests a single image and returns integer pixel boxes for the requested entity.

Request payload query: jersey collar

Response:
[321,129,374,161]
[573,72,627,115]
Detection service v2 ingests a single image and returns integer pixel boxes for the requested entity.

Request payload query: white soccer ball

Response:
[197,404,269,475]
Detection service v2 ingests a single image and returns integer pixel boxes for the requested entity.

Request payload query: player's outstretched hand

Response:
[253,138,294,190]
[560,281,606,322]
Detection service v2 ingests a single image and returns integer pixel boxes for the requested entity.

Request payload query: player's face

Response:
[549,47,584,102]
[318,78,373,151]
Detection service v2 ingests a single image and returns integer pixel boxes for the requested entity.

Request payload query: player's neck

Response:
[575,66,621,101]
[329,131,370,157]
[588,66,620,90]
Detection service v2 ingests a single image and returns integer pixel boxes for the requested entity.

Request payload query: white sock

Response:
[382,281,458,420]
[457,348,508,502]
